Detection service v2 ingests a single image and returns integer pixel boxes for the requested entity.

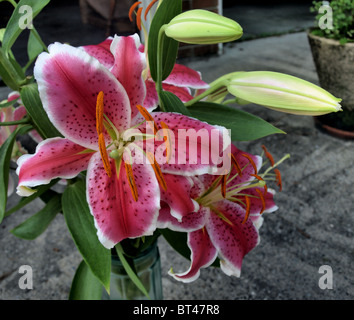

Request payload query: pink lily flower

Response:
[159,144,280,282]
[81,35,209,113]
[1,92,27,149]
[16,35,229,248]
[1,92,27,196]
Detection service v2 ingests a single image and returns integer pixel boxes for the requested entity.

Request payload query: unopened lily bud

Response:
[227,71,342,116]
[164,10,243,44]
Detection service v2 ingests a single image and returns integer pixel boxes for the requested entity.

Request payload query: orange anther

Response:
[96,91,104,135]
[221,174,227,198]
[144,0,158,20]
[262,145,275,167]
[263,183,268,195]
[136,104,159,135]
[251,173,264,182]
[129,1,142,22]
[256,189,266,214]
[274,169,282,192]
[136,7,143,30]
[242,195,251,224]
[230,153,242,177]
[147,152,167,191]
[124,161,138,201]
[98,133,112,177]
[242,153,258,175]
[160,121,171,164]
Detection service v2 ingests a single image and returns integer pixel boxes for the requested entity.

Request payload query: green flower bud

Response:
[227,71,342,116]
[164,9,243,45]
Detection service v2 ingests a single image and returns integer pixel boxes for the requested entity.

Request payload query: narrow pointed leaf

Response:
[69,260,103,300]
[2,0,50,54]
[27,29,44,62]
[160,90,191,116]
[0,47,23,90]
[188,101,285,141]
[62,180,111,292]
[20,83,62,139]
[148,0,182,81]
[11,194,61,240]
[115,243,150,299]
[0,124,31,223]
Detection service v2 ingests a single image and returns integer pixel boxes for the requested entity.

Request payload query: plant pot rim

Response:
[307,28,354,47]
[314,116,354,140]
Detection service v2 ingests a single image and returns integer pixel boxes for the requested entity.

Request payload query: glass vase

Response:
[102,241,163,300]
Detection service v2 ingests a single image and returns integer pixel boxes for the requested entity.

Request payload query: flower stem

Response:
[30,27,48,53]
[0,117,30,126]
[184,71,244,107]
[156,25,167,111]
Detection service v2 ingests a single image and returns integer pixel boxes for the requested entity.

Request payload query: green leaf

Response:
[20,83,62,139]
[69,260,103,300]
[27,29,44,62]
[159,90,192,116]
[148,0,181,81]
[0,124,31,223]
[11,194,61,240]
[2,0,50,54]
[115,243,150,299]
[0,47,23,90]
[0,28,5,43]
[62,180,111,292]
[159,229,190,261]
[188,102,285,141]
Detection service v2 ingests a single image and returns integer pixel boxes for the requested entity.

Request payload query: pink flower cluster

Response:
[15,34,279,282]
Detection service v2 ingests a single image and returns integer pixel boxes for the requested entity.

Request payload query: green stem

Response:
[0,98,19,109]
[184,71,244,107]
[223,98,238,105]
[184,79,229,107]
[7,0,17,7]
[156,25,167,111]
[115,243,150,299]
[31,27,48,53]
[0,118,30,126]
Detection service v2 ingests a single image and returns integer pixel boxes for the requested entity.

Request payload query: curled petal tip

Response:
[16,186,37,197]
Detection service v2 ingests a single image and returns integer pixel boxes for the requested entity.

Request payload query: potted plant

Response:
[308,0,354,138]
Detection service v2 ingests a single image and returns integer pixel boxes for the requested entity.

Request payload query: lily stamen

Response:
[98,133,112,177]
[136,7,143,30]
[96,91,112,177]
[221,174,227,198]
[125,161,139,201]
[262,145,275,167]
[242,153,258,174]
[147,152,167,191]
[136,104,159,135]
[144,0,158,20]
[255,189,266,214]
[274,169,282,191]
[230,153,242,177]
[160,121,172,163]
[129,1,142,22]
[96,91,104,135]
[242,196,251,224]
[251,173,264,182]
